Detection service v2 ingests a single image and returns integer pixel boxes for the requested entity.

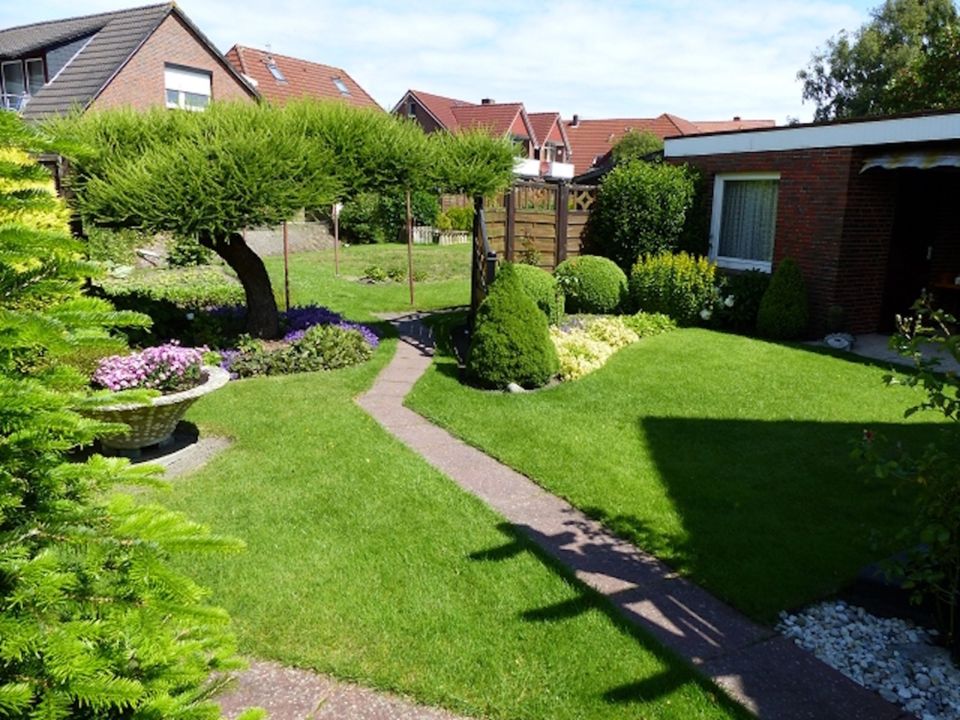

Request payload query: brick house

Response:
[392,89,574,179]
[224,45,379,110]
[0,3,257,120]
[565,114,774,179]
[664,111,960,335]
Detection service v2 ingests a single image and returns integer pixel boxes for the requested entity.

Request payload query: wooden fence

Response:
[470,181,597,320]
[485,181,596,271]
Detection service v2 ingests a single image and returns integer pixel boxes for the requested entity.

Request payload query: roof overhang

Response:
[665,111,960,158]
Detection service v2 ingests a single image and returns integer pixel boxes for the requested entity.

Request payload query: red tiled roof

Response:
[225,45,380,110]
[528,112,563,146]
[405,89,472,130]
[450,102,529,138]
[564,114,776,175]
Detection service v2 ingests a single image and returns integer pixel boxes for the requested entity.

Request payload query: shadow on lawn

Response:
[469,522,750,715]
[632,416,940,619]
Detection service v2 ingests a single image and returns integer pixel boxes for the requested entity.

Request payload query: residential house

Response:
[0,3,257,120]
[393,89,574,180]
[565,114,775,179]
[664,110,960,335]
[224,45,380,110]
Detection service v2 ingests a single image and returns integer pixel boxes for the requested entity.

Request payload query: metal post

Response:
[406,189,415,305]
[282,220,291,312]
[333,202,341,276]
[486,250,498,287]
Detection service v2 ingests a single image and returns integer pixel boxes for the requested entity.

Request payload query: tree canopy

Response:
[611,129,663,164]
[51,101,516,338]
[798,0,958,120]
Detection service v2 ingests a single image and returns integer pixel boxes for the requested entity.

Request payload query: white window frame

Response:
[709,172,780,273]
[164,64,211,111]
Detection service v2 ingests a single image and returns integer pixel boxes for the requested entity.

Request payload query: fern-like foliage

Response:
[0,113,251,719]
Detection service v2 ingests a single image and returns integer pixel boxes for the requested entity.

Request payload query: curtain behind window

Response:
[719,180,778,261]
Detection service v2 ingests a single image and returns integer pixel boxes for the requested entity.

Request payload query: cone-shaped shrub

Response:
[467,264,558,388]
[554,255,627,314]
[757,258,809,339]
[511,262,564,324]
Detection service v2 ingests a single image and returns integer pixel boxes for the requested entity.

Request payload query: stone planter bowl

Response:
[87,365,230,450]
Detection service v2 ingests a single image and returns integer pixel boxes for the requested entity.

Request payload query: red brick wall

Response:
[397,99,444,133]
[91,13,254,111]
[673,148,858,334]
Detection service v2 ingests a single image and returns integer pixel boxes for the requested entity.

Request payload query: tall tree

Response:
[798,0,957,120]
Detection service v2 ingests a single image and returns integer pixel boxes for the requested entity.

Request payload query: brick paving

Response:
[356,312,917,720]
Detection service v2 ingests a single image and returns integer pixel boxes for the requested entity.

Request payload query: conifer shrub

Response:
[554,255,627,314]
[466,264,558,388]
[511,262,564,324]
[0,112,259,720]
[757,258,809,339]
[629,251,719,325]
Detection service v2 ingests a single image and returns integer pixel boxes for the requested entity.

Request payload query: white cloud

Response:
[0,0,873,122]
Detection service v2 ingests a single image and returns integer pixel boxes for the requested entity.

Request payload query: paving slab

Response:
[357,313,914,720]
[218,660,471,720]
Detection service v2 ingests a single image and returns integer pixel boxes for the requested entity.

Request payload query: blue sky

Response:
[1,1,881,122]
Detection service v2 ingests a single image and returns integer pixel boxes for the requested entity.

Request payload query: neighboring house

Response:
[393,89,574,179]
[664,110,960,335]
[224,45,380,110]
[0,3,257,120]
[565,113,775,179]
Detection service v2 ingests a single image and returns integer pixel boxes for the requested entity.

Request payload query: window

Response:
[266,61,286,82]
[164,64,211,111]
[710,173,779,272]
[332,77,350,96]
[25,59,44,94]
[407,99,416,118]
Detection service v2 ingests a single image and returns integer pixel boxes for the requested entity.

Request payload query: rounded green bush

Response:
[554,255,627,314]
[467,264,558,388]
[629,251,717,325]
[757,258,809,339]
[511,263,564,324]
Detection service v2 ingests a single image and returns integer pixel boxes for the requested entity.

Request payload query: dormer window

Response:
[1,57,44,110]
[332,77,350,96]
[267,61,286,82]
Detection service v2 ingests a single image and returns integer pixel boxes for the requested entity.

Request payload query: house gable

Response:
[93,12,255,112]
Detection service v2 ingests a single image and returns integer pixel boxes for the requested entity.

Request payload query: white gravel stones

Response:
[777,601,959,720]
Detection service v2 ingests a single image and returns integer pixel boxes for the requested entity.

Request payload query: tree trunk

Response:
[202,230,280,339]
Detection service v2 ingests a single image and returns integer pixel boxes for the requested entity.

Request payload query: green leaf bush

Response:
[757,258,809,339]
[226,324,374,378]
[554,255,627,314]
[629,251,718,325]
[511,262,564,324]
[716,270,771,334]
[467,264,558,388]
[585,160,696,270]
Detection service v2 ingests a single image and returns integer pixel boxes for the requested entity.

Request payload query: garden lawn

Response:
[264,243,470,318]
[160,342,748,720]
[406,320,944,621]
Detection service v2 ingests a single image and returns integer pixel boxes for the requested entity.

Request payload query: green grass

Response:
[407,318,944,621]
[159,343,747,720]
[265,243,470,318]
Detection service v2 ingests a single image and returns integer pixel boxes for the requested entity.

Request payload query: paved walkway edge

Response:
[357,313,915,720]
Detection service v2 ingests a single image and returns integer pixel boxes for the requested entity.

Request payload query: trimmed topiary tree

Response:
[511,263,564,324]
[757,258,809,339]
[467,264,558,388]
[554,255,627,314]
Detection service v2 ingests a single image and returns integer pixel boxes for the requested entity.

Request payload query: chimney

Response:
[481,98,495,105]
[571,114,580,127]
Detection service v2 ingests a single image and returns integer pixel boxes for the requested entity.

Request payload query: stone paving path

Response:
[355,313,918,720]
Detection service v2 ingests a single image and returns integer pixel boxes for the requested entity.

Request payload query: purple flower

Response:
[93,342,206,392]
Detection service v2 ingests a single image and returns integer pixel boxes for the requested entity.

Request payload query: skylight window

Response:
[267,61,286,82]
[333,77,350,96]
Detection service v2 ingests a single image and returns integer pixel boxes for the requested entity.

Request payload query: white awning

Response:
[861,151,960,172]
